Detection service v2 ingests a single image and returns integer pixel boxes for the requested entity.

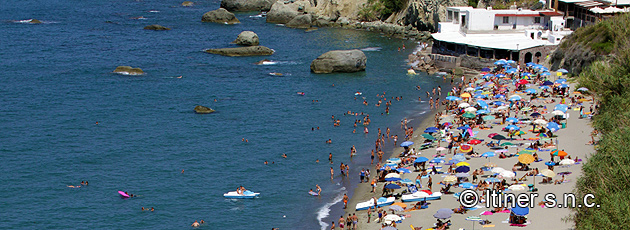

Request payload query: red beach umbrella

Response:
[459,144,473,153]
[468,139,482,145]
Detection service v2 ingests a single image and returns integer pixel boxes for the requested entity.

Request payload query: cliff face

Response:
[310,0,368,20]
[391,0,467,32]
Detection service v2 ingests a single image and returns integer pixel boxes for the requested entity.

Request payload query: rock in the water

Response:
[144,24,171,30]
[286,14,312,28]
[266,2,300,24]
[255,59,271,65]
[220,0,274,11]
[113,66,144,75]
[182,1,194,6]
[194,105,215,114]
[201,8,240,24]
[310,50,367,73]
[29,19,42,24]
[233,31,259,46]
[205,46,274,56]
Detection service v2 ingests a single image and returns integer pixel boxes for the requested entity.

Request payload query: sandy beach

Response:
[342,67,596,230]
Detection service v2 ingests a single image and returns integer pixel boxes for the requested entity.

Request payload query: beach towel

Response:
[482,224,495,228]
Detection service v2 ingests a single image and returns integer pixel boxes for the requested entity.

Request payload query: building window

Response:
[503,16,509,24]
[534,17,541,23]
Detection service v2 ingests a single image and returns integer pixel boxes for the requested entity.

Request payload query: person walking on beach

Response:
[371,178,377,193]
[338,216,345,229]
[427,176,433,191]
[343,194,349,209]
[367,207,372,223]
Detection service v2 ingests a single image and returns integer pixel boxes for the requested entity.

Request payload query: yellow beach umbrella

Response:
[518,154,535,164]
[443,175,457,183]
[460,92,472,98]
[484,162,497,168]
[456,162,470,167]
[541,169,556,178]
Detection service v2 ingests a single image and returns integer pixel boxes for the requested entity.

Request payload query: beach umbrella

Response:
[524,88,537,94]
[384,214,402,223]
[457,125,471,130]
[483,115,496,121]
[400,179,414,184]
[446,96,462,101]
[462,113,476,119]
[460,182,475,189]
[493,101,505,106]
[537,133,549,138]
[424,129,438,133]
[443,176,457,183]
[397,168,412,174]
[508,95,522,101]
[577,87,589,91]
[533,119,548,125]
[559,84,570,88]
[400,141,414,147]
[434,208,454,219]
[515,130,527,135]
[539,85,551,90]
[491,134,507,140]
[447,159,461,165]
[466,216,483,230]
[389,205,405,212]
[517,79,529,85]
[456,161,470,167]
[481,152,496,158]
[481,67,491,71]
[485,177,500,183]
[477,109,489,115]
[430,158,445,164]
[477,100,489,109]
[551,110,565,116]
[494,60,507,65]
[468,139,482,145]
[464,107,477,113]
[453,154,467,162]
[545,161,556,166]
[555,79,567,84]
[456,166,470,173]
[505,69,517,74]
[458,102,471,108]
[461,92,472,98]
[436,147,447,152]
[384,183,402,189]
[465,87,476,92]
[500,142,514,146]
[518,154,535,164]
[557,68,568,73]
[554,104,568,113]
[491,167,507,173]
[426,127,439,131]
[542,80,553,86]
[387,158,402,164]
[474,94,487,99]
[494,94,506,99]
[481,211,494,216]
[530,112,541,117]
[541,169,556,178]
[520,107,532,112]
[488,133,499,138]
[499,171,515,178]
[540,72,551,76]
[547,122,561,132]
[422,133,436,140]
[459,145,473,153]
[506,117,518,123]
[518,150,533,155]
[456,172,470,178]
[505,125,520,131]
[508,184,527,191]
[414,157,429,163]
[559,159,575,165]
[511,206,529,216]
[484,162,497,168]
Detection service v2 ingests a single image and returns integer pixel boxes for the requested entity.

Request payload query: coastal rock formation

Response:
[266,1,304,24]
[286,14,312,28]
[182,1,194,6]
[233,31,259,46]
[407,53,438,74]
[459,55,496,70]
[205,46,274,56]
[220,0,274,11]
[392,0,467,32]
[113,66,144,75]
[201,8,240,24]
[194,105,215,114]
[310,50,366,73]
[144,24,171,30]
[29,19,42,24]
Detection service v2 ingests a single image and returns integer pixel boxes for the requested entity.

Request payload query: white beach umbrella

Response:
[508,184,527,191]
[491,167,507,174]
[384,214,402,223]
[464,107,478,113]
[559,159,576,166]
[458,103,471,108]
[499,171,516,178]
[385,173,401,179]
[465,87,476,91]
[551,110,566,116]
[496,105,509,111]
[443,175,457,183]
[540,169,556,178]
[533,119,548,125]
[436,147,447,152]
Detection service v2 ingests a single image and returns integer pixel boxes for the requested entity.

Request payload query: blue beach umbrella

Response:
[495,73,507,78]
[414,157,429,163]
[456,166,471,173]
[557,68,568,73]
[481,67,491,71]
[481,152,496,157]
[397,168,412,174]
[446,96,462,101]
[505,125,520,131]
[400,141,414,147]
[457,125,470,130]
[477,100,488,109]
[385,177,402,182]
[494,60,507,65]
[559,84,570,88]
[545,161,556,166]
[508,95,522,101]
[547,122,560,132]
[526,62,536,67]
[507,60,516,64]
[485,177,500,183]
[539,85,551,90]
[505,69,517,74]
[494,94,505,99]
[511,206,529,216]
[554,104,568,113]
[542,80,553,86]
[424,129,438,133]
[524,88,537,94]
[474,94,487,99]
[540,72,551,76]
[484,73,495,78]
[506,117,518,123]
[453,154,467,162]
[430,158,445,164]
[384,183,402,189]
[520,72,532,77]
[477,109,489,115]
[555,79,567,84]
[493,101,505,106]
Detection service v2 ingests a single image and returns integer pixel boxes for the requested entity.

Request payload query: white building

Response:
[432,7,572,64]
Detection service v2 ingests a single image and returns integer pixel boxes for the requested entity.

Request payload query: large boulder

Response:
[205,46,274,56]
[113,66,144,75]
[194,105,215,114]
[232,31,259,46]
[29,19,42,24]
[182,1,194,6]
[310,50,367,73]
[286,14,312,28]
[266,1,301,24]
[144,24,171,30]
[220,0,274,11]
[201,8,240,24]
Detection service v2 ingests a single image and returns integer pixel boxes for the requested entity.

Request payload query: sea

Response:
[0,1,451,229]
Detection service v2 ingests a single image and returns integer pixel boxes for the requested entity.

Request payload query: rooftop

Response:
[432,23,560,50]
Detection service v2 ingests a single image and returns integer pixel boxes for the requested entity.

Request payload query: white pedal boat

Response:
[355,197,395,211]
[223,190,260,199]
[401,191,442,202]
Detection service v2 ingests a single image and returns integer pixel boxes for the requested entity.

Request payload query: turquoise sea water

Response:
[0,1,450,229]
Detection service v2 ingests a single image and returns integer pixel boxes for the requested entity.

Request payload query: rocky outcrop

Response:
[459,55,496,70]
[205,46,274,56]
[233,31,260,46]
[220,0,274,11]
[194,105,215,114]
[310,50,366,73]
[266,1,304,24]
[29,19,42,24]
[182,1,194,7]
[407,53,438,74]
[286,14,312,28]
[144,24,171,30]
[113,66,144,75]
[201,8,240,24]
[391,0,467,32]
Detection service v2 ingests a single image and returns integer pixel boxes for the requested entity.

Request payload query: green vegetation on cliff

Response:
[571,14,630,230]
[358,0,407,21]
